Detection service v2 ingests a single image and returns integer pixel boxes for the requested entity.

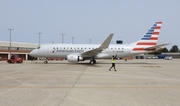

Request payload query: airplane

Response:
[29,22,170,64]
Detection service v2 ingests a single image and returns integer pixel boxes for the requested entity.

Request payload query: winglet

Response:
[99,33,114,49]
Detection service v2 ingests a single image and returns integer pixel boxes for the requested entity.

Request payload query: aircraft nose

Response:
[29,50,34,57]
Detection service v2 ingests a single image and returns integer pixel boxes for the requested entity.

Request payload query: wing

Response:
[81,33,114,57]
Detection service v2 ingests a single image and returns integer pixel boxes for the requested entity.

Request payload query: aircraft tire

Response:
[44,61,48,64]
[90,60,96,64]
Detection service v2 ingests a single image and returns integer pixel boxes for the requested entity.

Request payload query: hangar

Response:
[0,41,38,60]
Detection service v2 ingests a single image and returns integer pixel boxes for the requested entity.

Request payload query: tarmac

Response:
[0,59,180,106]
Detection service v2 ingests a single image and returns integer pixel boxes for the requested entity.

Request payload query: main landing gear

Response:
[90,59,96,64]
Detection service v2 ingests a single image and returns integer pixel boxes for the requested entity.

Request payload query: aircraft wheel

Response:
[44,61,48,64]
[90,60,96,64]
[90,60,93,64]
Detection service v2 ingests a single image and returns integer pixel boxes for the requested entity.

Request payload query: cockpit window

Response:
[37,47,40,49]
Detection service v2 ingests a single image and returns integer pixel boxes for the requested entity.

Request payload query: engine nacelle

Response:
[67,54,84,62]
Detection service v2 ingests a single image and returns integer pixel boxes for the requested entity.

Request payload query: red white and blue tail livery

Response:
[132,22,162,52]
[30,22,170,64]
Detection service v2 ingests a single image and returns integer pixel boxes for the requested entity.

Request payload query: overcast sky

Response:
[1,0,180,49]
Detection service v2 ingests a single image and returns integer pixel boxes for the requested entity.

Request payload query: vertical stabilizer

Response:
[131,22,162,51]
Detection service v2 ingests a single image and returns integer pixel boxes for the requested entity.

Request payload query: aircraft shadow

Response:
[33,61,155,67]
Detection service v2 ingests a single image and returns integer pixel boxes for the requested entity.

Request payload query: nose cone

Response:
[29,50,35,57]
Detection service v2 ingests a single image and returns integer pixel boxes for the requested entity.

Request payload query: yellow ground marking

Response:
[141,66,161,68]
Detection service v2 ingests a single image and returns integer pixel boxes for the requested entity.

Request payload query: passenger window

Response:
[37,47,40,49]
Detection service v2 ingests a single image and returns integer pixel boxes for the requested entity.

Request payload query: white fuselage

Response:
[30,43,149,59]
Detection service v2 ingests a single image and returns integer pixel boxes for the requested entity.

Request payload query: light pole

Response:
[38,32,42,47]
[71,37,74,44]
[61,34,66,44]
[89,39,91,44]
[8,28,13,58]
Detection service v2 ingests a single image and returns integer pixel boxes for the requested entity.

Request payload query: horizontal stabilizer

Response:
[144,43,171,50]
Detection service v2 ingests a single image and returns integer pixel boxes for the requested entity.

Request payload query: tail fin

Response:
[131,22,162,51]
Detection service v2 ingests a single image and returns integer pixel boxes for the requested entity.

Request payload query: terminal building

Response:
[0,41,38,60]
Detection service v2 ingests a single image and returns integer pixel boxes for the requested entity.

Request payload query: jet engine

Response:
[67,54,84,62]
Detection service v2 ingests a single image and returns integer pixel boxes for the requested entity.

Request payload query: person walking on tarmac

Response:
[109,55,117,71]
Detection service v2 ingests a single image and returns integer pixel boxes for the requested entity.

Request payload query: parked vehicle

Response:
[157,54,166,59]
[7,55,23,63]
[165,56,172,60]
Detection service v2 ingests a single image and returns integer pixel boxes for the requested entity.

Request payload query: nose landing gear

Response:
[44,58,48,64]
